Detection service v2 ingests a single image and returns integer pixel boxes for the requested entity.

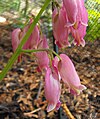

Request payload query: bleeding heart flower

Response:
[35,35,49,71]
[11,22,40,51]
[52,6,70,48]
[63,0,88,46]
[56,54,86,95]
[70,20,87,47]
[63,0,78,26]
[44,67,61,112]
[23,24,40,49]
[63,0,88,27]
[12,28,21,52]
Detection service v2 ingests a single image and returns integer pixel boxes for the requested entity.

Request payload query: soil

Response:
[0,23,100,119]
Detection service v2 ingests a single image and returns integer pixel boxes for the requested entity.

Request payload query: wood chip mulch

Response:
[0,25,100,119]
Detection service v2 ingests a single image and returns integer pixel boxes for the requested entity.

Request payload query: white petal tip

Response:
[79,85,87,90]
[47,103,56,112]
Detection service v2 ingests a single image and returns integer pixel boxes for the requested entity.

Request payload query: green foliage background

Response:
[0,0,100,41]
[85,0,100,40]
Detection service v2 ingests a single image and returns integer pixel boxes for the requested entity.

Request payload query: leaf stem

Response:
[0,0,51,80]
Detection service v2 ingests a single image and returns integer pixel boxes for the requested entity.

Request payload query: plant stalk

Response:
[0,0,51,80]
[21,49,61,60]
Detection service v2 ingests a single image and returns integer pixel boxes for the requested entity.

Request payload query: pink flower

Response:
[23,24,40,49]
[11,22,40,51]
[12,22,40,62]
[63,0,78,25]
[52,7,70,48]
[70,20,87,47]
[12,28,21,52]
[57,54,86,95]
[44,67,61,112]
[63,0,88,46]
[35,35,49,71]
[63,0,88,27]
[70,4,88,46]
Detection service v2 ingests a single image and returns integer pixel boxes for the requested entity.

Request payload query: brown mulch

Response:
[0,24,100,119]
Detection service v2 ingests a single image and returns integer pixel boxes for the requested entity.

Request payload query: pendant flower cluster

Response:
[12,19,49,71]
[11,0,88,113]
[52,0,88,48]
[45,54,86,112]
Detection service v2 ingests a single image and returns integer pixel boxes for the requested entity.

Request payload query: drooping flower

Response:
[35,35,49,71]
[63,0,88,46]
[70,19,87,47]
[56,54,86,95]
[63,0,78,26]
[11,22,40,52]
[70,4,88,46]
[44,67,61,112]
[52,6,70,48]
[63,0,88,27]
[23,24,40,49]
[12,28,21,52]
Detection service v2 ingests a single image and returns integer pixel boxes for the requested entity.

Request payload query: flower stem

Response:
[21,49,61,60]
[0,0,51,80]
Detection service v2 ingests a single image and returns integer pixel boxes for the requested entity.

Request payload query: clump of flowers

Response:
[12,0,88,112]
[53,0,88,47]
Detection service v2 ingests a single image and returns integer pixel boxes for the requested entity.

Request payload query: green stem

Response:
[51,50,61,60]
[22,49,48,53]
[21,49,61,60]
[0,0,51,80]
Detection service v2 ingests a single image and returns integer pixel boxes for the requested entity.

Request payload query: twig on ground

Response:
[24,108,41,117]
[62,103,75,119]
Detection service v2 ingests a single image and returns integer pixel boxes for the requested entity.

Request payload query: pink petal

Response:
[63,0,78,24]
[12,28,21,51]
[22,25,40,49]
[52,7,70,48]
[63,0,88,47]
[47,103,56,112]
[71,23,87,47]
[36,51,49,71]
[36,35,49,71]
[44,68,61,112]
[58,54,86,95]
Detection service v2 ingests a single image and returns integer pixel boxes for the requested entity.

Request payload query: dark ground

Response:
[0,23,100,119]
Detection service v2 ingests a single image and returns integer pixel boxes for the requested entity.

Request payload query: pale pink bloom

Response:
[12,28,22,62]
[11,23,40,51]
[70,6,88,46]
[12,23,40,62]
[22,24,40,49]
[70,21,87,47]
[35,35,49,71]
[12,28,21,52]
[52,7,70,48]
[63,0,88,27]
[57,54,86,95]
[63,0,88,46]
[44,67,61,112]
[63,0,78,25]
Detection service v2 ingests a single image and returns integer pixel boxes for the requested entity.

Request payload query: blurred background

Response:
[0,0,100,41]
[0,0,100,119]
